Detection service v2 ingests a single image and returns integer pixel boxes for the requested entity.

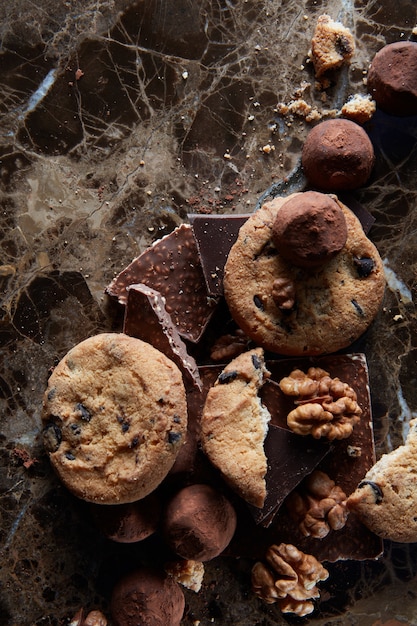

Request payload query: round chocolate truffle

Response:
[163,484,237,561]
[367,41,417,116]
[90,492,161,543]
[111,568,185,626]
[301,119,374,190]
[271,191,348,268]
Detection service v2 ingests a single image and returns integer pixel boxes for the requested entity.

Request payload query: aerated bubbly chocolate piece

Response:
[188,214,250,296]
[106,224,218,342]
[124,283,201,390]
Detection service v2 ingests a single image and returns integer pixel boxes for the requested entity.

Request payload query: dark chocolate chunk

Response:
[188,214,250,296]
[168,432,182,444]
[351,299,365,316]
[124,283,202,390]
[354,257,375,278]
[107,224,218,343]
[247,424,331,527]
[217,370,238,384]
[43,422,62,453]
[65,452,76,461]
[358,480,383,503]
[76,403,91,422]
[252,353,262,370]
[253,295,264,310]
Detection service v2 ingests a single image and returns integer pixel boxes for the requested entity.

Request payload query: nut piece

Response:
[252,543,329,616]
[272,278,295,310]
[210,328,249,361]
[279,367,362,440]
[286,470,348,538]
[165,559,205,593]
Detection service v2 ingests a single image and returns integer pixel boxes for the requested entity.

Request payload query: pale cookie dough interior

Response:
[200,348,270,508]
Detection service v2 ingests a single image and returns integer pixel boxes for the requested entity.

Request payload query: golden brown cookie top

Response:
[42,333,187,504]
[223,193,385,356]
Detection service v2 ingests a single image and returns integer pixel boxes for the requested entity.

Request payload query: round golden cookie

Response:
[42,333,187,504]
[223,193,385,356]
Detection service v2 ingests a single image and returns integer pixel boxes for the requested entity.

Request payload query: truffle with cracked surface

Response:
[301,119,375,191]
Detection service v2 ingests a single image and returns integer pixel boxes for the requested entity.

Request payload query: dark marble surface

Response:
[1,1,417,624]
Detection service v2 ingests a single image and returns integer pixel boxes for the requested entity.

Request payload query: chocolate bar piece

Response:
[188,214,249,296]
[106,224,218,342]
[124,283,201,390]
[248,424,331,527]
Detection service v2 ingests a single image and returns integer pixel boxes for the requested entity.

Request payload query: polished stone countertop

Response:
[1,1,417,624]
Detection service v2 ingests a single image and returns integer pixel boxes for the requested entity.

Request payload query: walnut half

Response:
[286,470,348,538]
[251,543,329,617]
[279,367,362,440]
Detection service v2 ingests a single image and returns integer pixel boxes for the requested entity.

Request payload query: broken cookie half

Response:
[200,348,270,508]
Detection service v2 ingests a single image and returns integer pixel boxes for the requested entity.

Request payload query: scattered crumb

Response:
[341,94,376,124]
[277,98,337,123]
[12,447,38,469]
[309,14,355,78]
[165,560,205,593]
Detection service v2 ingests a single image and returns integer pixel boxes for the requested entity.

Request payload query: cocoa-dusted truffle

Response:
[110,568,185,626]
[301,119,374,190]
[367,41,417,116]
[163,484,237,561]
[90,492,161,543]
[271,191,348,268]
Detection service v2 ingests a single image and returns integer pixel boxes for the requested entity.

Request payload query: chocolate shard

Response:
[188,214,250,296]
[106,224,218,342]
[124,283,202,390]
[247,424,331,527]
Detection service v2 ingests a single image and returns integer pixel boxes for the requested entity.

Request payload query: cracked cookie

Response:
[200,348,271,508]
[42,333,187,504]
[223,192,385,356]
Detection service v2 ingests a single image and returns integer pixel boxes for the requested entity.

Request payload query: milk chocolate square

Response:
[124,283,201,390]
[106,224,218,342]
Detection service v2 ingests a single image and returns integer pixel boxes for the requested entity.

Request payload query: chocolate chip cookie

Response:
[200,348,271,508]
[223,193,385,356]
[42,333,187,504]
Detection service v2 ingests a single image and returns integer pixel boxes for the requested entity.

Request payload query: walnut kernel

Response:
[279,367,362,440]
[272,278,295,310]
[286,470,348,538]
[252,543,329,616]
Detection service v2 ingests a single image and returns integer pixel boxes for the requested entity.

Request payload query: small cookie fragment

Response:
[251,543,329,616]
[279,367,362,440]
[165,559,205,593]
[309,14,355,78]
[200,348,271,507]
[42,333,187,504]
[110,568,185,626]
[367,41,417,116]
[341,94,376,124]
[302,119,375,191]
[347,419,417,542]
[163,484,237,561]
